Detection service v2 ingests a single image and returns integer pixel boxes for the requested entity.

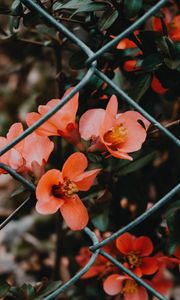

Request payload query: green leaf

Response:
[36,281,62,299]
[137,30,161,52]
[53,0,91,10]
[0,280,10,297]
[92,210,109,232]
[53,0,107,13]
[11,0,23,16]
[164,58,180,70]
[124,0,143,19]
[98,9,118,31]
[116,151,158,176]
[127,73,151,101]
[21,284,36,299]
[142,53,163,72]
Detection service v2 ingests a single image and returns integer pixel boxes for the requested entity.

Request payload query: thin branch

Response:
[149,119,180,136]
[0,195,34,231]
[57,16,85,24]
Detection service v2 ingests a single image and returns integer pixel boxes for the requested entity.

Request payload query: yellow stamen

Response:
[104,124,128,148]
[123,280,138,295]
[127,251,141,268]
[52,179,79,198]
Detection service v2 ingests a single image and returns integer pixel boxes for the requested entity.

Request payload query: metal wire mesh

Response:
[0,0,180,299]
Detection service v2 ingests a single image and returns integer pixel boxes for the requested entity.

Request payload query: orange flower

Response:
[0,123,54,176]
[151,76,168,95]
[123,60,138,72]
[26,88,81,146]
[111,37,137,50]
[76,246,118,279]
[152,8,172,32]
[111,31,141,52]
[76,231,118,279]
[0,123,24,174]
[116,233,158,277]
[35,152,101,230]
[153,8,180,42]
[168,15,180,41]
[103,274,148,299]
[79,96,150,160]
[147,271,173,298]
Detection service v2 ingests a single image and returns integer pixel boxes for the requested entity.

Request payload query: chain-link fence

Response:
[0,0,180,299]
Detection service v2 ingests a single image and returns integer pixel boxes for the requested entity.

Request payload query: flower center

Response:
[123,280,138,295]
[103,124,128,148]
[52,179,79,198]
[127,251,141,268]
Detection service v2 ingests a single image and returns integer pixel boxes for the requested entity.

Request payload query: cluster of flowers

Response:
[0,89,151,230]
[76,231,180,299]
[113,9,180,95]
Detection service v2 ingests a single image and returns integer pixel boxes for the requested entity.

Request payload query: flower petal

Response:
[26,112,58,136]
[117,111,150,153]
[79,109,105,140]
[8,148,24,171]
[81,267,99,279]
[103,274,123,296]
[36,199,62,214]
[36,169,63,203]
[151,76,168,95]
[134,236,153,256]
[141,257,158,275]
[74,169,101,191]
[106,145,133,160]
[116,233,135,255]
[133,267,143,277]
[125,286,148,300]
[23,133,54,170]
[124,111,150,131]
[39,89,79,133]
[60,195,88,230]
[106,95,118,118]
[6,123,24,152]
[62,152,88,180]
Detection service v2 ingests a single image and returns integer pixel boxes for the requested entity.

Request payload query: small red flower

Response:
[153,8,180,42]
[76,231,117,279]
[146,269,173,298]
[103,274,148,300]
[79,95,150,160]
[35,152,101,230]
[151,76,168,95]
[123,60,138,72]
[116,233,158,277]
[111,37,137,50]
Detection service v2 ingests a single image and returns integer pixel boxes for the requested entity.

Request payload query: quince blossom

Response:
[0,123,54,176]
[35,152,101,230]
[79,96,150,160]
[26,88,81,147]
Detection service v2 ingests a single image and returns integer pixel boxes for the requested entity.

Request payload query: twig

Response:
[149,119,180,135]
[0,195,34,230]
[53,211,63,279]
[57,16,85,24]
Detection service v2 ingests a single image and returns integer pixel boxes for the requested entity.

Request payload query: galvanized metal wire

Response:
[0,0,180,299]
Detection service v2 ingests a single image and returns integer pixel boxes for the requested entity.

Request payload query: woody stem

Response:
[148,119,180,135]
